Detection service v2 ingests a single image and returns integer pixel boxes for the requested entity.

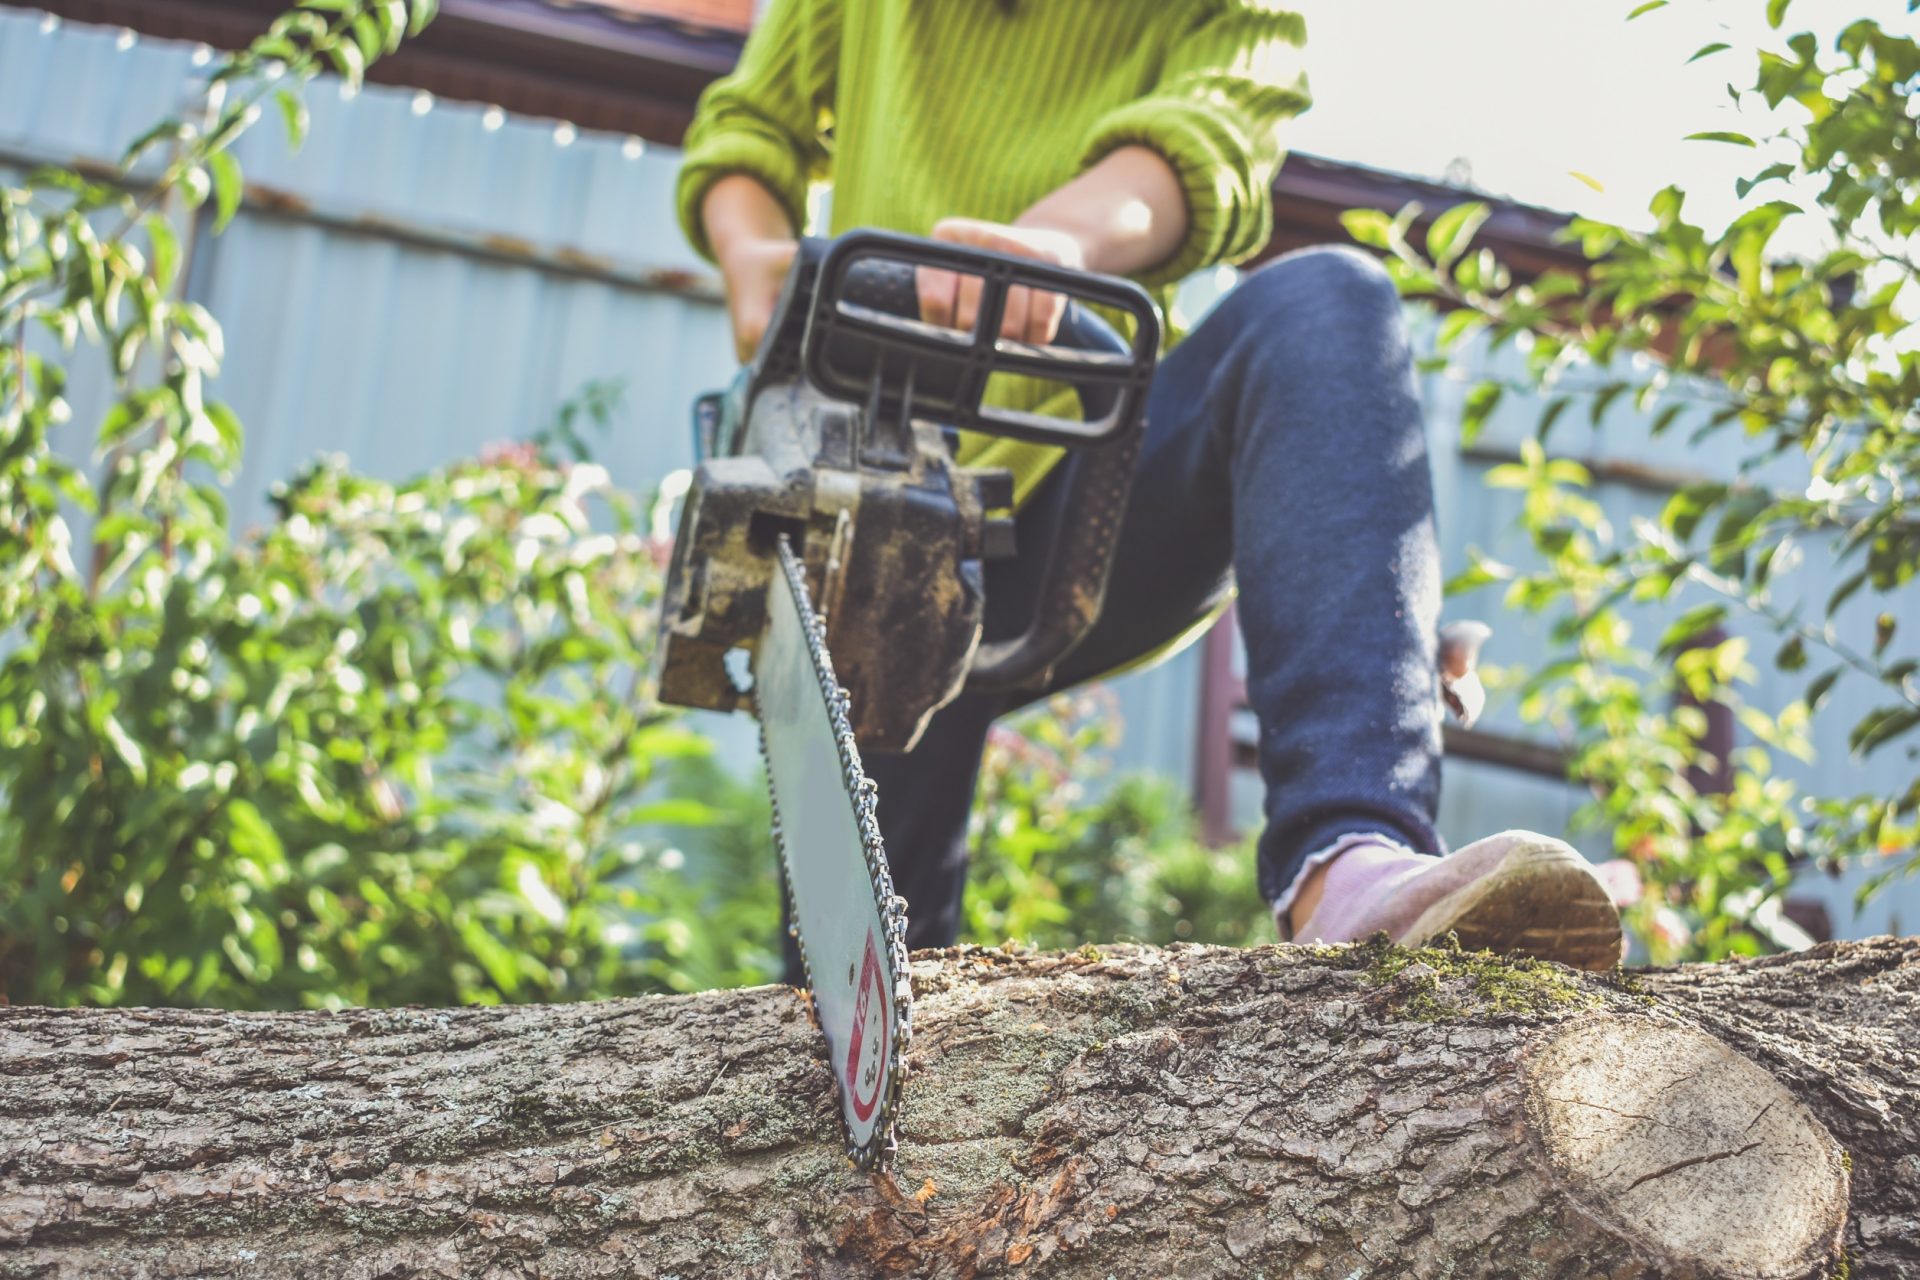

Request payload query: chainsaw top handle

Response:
[802,229,1159,449]
[797,229,1160,696]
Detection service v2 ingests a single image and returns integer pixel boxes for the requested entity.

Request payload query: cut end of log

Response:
[1523,1018,1849,1279]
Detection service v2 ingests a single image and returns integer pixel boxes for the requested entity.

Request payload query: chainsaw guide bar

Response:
[754,534,913,1171]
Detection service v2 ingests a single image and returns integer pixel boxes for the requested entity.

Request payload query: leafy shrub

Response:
[965,689,1268,950]
[0,0,787,1006]
[1346,3,1919,959]
[0,416,784,1007]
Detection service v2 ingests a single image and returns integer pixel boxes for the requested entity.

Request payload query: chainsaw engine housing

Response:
[657,232,1157,754]
[657,371,1013,752]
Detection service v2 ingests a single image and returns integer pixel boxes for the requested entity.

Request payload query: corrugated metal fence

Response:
[4,7,1909,939]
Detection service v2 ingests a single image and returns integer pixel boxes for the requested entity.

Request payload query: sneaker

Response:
[1286,830,1624,972]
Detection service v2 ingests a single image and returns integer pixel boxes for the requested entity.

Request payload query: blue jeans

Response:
[780,246,1444,982]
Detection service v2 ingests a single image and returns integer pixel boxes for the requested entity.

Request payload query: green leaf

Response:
[1658,604,1728,657]
[144,214,179,290]
[408,0,439,35]
[179,165,211,209]
[1687,42,1731,62]
[1435,308,1484,350]
[1776,635,1807,671]
[1805,667,1842,711]
[458,916,523,997]
[328,37,366,87]
[1707,489,1771,577]
[112,325,145,377]
[625,799,722,826]
[226,798,285,863]
[1444,552,1516,595]
[1536,396,1571,443]
[99,399,138,445]
[1754,536,1798,590]
[377,0,407,52]
[1340,208,1393,251]
[1735,162,1795,198]
[1461,382,1503,447]
[101,713,148,783]
[1827,570,1868,616]
[207,151,243,233]
[274,89,310,150]
[205,401,244,454]
[1382,256,1439,296]
[350,13,383,60]
[1686,131,1757,147]
[1427,201,1490,268]
[1588,382,1627,427]
[1766,0,1790,27]
[1627,0,1667,16]
[121,120,190,168]
[1850,706,1920,757]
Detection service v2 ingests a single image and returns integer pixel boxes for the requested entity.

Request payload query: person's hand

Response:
[716,236,798,363]
[917,218,1086,345]
[1438,620,1491,728]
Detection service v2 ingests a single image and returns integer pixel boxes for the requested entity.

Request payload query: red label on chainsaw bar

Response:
[846,927,890,1122]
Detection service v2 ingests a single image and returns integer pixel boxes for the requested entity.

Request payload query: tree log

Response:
[2,937,1914,1279]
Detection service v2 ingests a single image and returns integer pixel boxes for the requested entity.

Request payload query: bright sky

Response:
[1283,0,1891,238]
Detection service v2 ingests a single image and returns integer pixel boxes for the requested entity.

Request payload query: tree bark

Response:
[2,936,1913,1279]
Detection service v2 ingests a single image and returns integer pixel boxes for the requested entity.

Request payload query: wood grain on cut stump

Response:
[0,938,1911,1279]
[1523,1019,1847,1278]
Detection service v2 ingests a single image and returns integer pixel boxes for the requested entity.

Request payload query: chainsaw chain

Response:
[758,534,913,1172]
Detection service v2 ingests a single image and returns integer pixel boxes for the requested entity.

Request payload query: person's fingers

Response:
[953,272,984,336]
[1000,283,1031,344]
[1441,669,1486,728]
[1438,620,1493,680]
[930,220,985,334]
[733,318,759,363]
[719,238,799,364]
[927,216,1082,340]
[916,266,959,329]
[1026,288,1067,345]
[731,297,772,362]
[763,240,799,276]
[930,216,995,248]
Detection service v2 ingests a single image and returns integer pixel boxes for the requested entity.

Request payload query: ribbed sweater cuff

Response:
[675,131,811,264]
[1080,97,1271,289]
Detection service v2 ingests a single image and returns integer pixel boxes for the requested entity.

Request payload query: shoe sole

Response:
[1396,840,1624,972]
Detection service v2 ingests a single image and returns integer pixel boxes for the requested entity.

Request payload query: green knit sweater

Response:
[675,0,1311,504]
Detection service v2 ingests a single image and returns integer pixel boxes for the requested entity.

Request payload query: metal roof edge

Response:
[4,1,1582,266]
[2,0,740,141]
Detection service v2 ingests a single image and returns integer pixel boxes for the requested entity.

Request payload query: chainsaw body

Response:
[658,231,1159,752]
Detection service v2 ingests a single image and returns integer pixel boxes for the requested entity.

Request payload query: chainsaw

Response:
[657,230,1159,1168]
